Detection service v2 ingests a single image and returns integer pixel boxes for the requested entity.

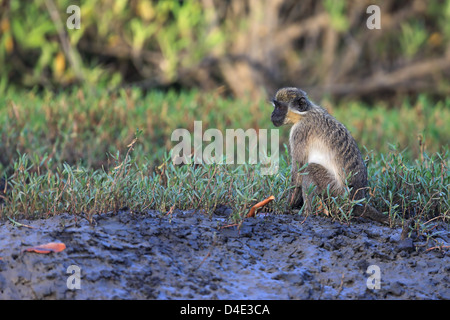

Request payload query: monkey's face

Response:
[271,88,311,126]
[271,100,289,127]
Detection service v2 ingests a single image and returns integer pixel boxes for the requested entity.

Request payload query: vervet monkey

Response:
[271,87,387,223]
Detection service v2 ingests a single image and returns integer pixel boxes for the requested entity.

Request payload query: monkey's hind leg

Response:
[301,163,340,214]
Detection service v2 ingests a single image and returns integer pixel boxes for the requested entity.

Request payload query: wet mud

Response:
[0,209,449,299]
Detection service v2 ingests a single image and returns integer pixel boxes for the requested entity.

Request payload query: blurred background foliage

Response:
[1,0,450,100]
[0,0,449,175]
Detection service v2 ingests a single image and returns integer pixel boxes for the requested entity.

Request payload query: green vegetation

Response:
[1,87,448,175]
[2,1,450,98]
[0,2,448,255]
[0,88,448,250]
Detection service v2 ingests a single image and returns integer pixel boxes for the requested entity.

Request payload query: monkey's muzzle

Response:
[271,101,288,127]
[271,115,284,127]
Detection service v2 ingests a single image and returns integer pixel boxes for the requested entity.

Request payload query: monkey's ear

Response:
[294,97,308,111]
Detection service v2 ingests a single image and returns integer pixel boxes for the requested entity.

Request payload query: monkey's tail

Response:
[354,203,389,225]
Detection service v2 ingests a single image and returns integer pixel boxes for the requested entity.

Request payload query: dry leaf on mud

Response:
[317,200,329,216]
[23,242,66,254]
[246,195,275,218]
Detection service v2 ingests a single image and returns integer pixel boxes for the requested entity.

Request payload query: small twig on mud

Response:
[165,204,176,216]
[197,252,211,269]
[423,215,447,225]
[196,232,217,270]
[7,216,35,229]
[335,273,345,298]
[299,214,308,225]
[288,247,299,258]
[426,245,450,252]
[219,223,239,229]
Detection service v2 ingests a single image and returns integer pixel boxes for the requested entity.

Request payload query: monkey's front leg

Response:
[289,165,304,208]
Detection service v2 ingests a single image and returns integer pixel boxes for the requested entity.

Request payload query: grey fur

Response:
[271,87,387,223]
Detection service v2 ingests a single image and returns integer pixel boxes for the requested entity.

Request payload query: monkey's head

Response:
[271,87,312,127]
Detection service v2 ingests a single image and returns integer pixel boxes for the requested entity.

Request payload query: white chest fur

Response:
[307,141,342,186]
[289,123,343,187]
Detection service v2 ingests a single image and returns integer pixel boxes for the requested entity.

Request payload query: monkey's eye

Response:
[272,100,283,109]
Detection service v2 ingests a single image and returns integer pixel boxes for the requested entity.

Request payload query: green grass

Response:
[2,133,448,220]
[1,135,448,248]
[0,87,449,248]
[1,86,449,175]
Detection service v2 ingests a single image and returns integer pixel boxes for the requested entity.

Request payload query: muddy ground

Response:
[0,208,449,300]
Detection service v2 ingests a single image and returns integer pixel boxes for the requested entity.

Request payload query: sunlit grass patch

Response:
[0,88,448,248]
[1,87,449,175]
